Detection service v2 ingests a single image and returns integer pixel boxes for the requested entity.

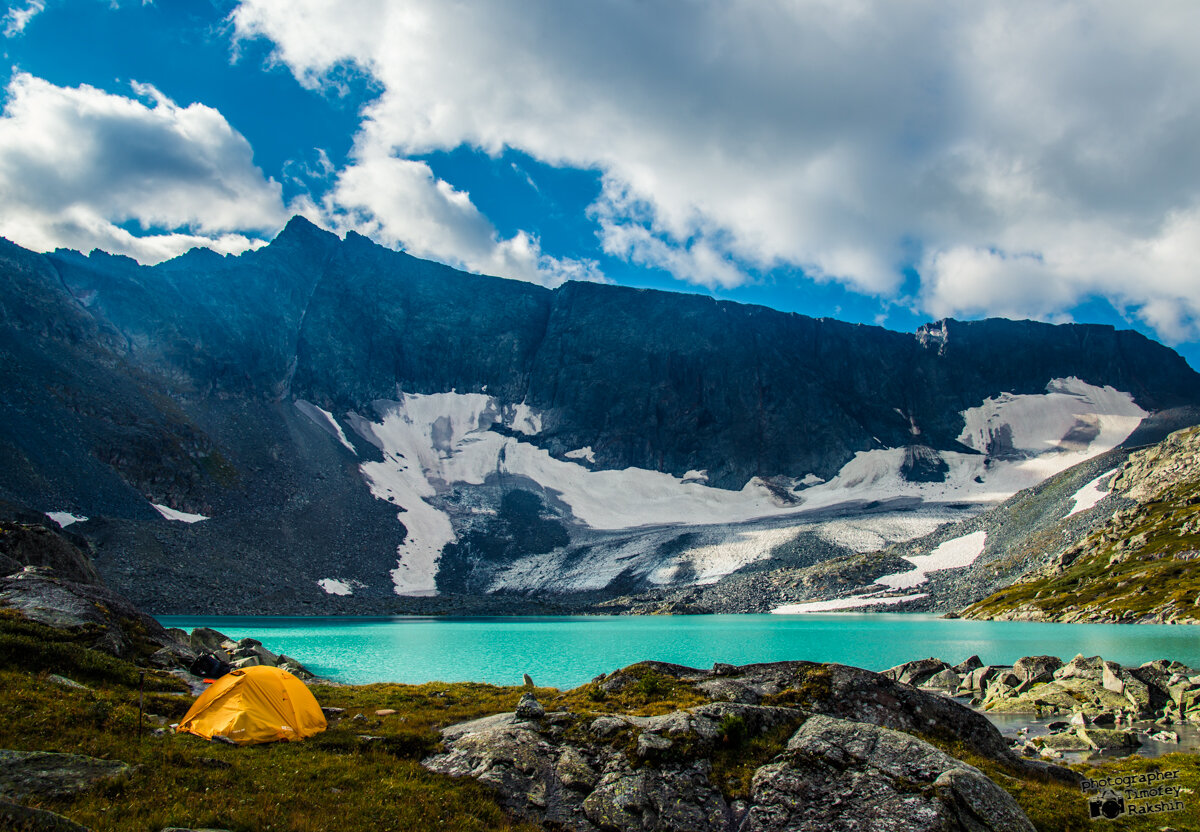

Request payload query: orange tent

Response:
[177,665,327,745]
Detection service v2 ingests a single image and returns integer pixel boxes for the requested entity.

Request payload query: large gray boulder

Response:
[0,561,176,660]
[0,750,129,802]
[1013,655,1062,683]
[0,521,102,586]
[744,715,1035,832]
[881,657,950,687]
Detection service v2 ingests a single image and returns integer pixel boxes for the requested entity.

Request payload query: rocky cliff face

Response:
[3,217,1200,612]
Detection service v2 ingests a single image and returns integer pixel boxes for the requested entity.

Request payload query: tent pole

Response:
[138,671,145,741]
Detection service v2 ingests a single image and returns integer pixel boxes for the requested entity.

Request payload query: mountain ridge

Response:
[4,218,1200,612]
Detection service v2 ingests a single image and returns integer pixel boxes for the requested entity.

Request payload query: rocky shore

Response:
[885,653,1200,760]
[421,659,1077,832]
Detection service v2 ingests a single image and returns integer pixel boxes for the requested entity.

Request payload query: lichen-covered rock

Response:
[582,763,729,832]
[424,661,1060,832]
[1055,654,1106,681]
[1013,655,1062,682]
[744,715,1035,832]
[516,693,546,720]
[0,800,90,832]
[0,750,129,802]
[922,668,961,689]
[0,568,171,658]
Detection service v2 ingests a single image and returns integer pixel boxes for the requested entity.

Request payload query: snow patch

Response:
[565,446,596,463]
[682,469,708,484]
[958,378,1142,460]
[317,579,353,596]
[875,530,988,590]
[151,503,209,523]
[771,593,929,614]
[1067,469,1117,517]
[45,511,87,528]
[797,379,1145,509]
[295,400,358,455]
[799,474,825,487]
[507,402,542,436]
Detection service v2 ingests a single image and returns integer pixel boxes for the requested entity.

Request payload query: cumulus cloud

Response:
[323,148,601,287]
[3,0,44,37]
[0,73,288,263]
[231,0,1200,341]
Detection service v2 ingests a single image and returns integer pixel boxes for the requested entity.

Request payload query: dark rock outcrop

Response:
[746,715,1033,832]
[0,520,101,586]
[0,750,129,802]
[0,567,173,658]
[0,800,90,832]
[424,660,1069,831]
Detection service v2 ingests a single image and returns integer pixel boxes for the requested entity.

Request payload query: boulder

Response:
[1054,654,1106,681]
[188,628,228,653]
[966,665,1000,693]
[424,659,1078,832]
[1013,655,1063,682]
[745,715,1035,832]
[882,657,950,687]
[953,655,983,674]
[1078,728,1140,751]
[0,569,172,658]
[0,800,89,832]
[0,522,102,586]
[582,765,728,832]
[1035,733,1093,752]
[46,675,90,692]
[515,693,545,721]
[228,638,278,666]
[922,669,962,689]
[1102,662,1156,714]
[0,750,129,802]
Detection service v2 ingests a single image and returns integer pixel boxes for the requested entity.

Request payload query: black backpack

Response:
[189,652,233,679]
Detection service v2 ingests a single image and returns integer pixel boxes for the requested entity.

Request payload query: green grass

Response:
[964,478,1200,622]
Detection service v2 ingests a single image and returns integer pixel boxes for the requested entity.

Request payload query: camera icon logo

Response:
[1088,789,1126,820]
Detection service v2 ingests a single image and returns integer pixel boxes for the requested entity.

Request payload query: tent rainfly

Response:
[176,665,327,745]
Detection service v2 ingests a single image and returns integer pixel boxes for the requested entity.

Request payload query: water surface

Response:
[157,613,1200,690]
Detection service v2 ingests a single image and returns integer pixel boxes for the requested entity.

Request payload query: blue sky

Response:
[3,0,1200,367]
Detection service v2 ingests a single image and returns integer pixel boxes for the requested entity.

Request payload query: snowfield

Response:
[771,592,930,614]
[325,379,1144,597]
[875,530,988,590]
[1066,469,1117,517]
[317,578,354,596]
[151,503,209,523]
[45,511,87,528]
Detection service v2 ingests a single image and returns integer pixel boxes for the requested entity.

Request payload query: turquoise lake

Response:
[156,614,1200,690]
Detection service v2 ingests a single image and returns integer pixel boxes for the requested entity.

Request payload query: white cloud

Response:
[3,1,44,37]
[322,148,601,287]
[231,0,1200,341]
[0,73,288,263]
